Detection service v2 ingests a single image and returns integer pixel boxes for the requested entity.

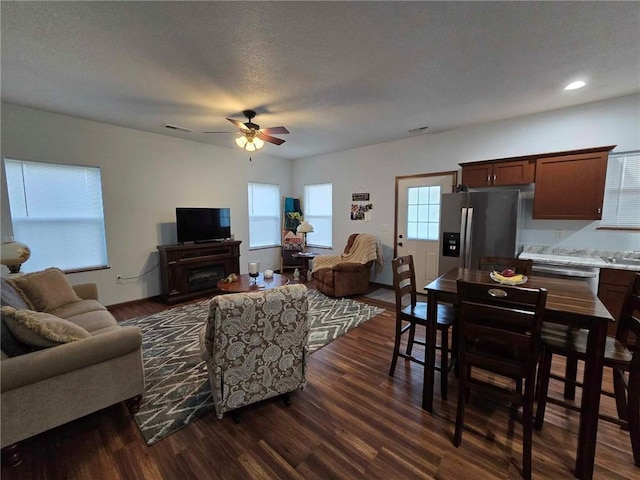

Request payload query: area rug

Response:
[120,289,384,445]
[363,287,428,305]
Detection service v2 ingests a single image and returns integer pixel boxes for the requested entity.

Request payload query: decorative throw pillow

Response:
[0,312,33,357]
[1,277,30,310]
[1,306,90,348]
[7,268,82,313]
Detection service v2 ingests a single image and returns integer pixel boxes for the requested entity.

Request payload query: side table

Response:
[291,252,318,281]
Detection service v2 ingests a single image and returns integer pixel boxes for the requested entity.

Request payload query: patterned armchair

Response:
[199,284,309,419]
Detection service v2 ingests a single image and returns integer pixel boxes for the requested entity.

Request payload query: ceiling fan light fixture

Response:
[236,135,248,148]
[253,137,264,149]
[245,141,256,152]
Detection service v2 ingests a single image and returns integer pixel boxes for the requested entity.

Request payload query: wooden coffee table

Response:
[216,273,289,293]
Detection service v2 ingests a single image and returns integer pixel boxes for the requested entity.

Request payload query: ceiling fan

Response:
[205,110,289,151]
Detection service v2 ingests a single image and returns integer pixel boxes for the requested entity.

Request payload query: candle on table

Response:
[248,262,259,275]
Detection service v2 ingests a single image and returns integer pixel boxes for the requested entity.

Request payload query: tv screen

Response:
[176,207,231,243]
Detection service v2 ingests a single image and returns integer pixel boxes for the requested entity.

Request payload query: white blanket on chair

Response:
[312,234,384,273]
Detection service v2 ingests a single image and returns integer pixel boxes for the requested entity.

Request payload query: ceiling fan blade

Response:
[257,131,286,145]
[260,126,289,135]
[226,117,249,130]
[203,131,234,133]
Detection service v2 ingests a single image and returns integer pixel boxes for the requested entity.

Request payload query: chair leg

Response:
[452,321,459,378]
[406,322,417,356]
[389,318,403,376]
[522,376,535,480]
[564,355,578,400]
[440,327,449,401]
[627,373,640,467]
[454,361,467,447]
[534,349,553,430]
[612,368,629,423]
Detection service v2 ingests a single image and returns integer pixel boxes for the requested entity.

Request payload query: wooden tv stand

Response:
[157,240,241,304]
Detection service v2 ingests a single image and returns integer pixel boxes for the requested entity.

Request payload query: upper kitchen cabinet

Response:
[533,146,614,220]
[461,159,535,187]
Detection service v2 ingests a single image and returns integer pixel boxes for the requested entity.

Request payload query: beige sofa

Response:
[0,269,144,466]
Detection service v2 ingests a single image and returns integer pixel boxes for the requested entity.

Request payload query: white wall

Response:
[3,95,638,302]
[293,94,640,286]
[1,103,293,305]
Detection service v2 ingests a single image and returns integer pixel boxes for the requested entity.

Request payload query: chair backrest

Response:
[392,255,417,313]
[478,256,533,277]
[201,284,309,418]
[456,280,547,379]
[617,273,640,370]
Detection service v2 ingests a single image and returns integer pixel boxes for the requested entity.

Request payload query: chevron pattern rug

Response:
[121,289,384,445]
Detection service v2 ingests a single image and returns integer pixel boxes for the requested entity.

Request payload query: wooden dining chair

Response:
[534,273,640,466]
[454,280,547,480]
[479,256,533,277]
[389,255,456,400]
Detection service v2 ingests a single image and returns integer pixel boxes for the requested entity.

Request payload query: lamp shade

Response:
[1,240,31,274]
[297,221,314,234]
[235,135,248,148]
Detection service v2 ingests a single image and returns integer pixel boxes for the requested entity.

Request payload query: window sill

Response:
[62,265,110,275]
[596,227,640,232]
[249,245,282,251]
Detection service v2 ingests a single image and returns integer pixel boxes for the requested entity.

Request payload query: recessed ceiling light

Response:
[564,81,586,91]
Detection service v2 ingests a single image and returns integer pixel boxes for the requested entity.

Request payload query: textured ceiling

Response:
[2,1,639,160]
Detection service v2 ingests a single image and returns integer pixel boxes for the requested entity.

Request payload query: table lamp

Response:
[1,238,31,274]
[296,221,314,253]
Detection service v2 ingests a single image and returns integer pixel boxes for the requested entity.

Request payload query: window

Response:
[4,158,108,272]
[247,182,281,248]
[601,151,640,228]
[406,185,440,240]
[304,183,332,248]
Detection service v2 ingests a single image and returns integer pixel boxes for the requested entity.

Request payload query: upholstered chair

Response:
[199,284,309,419]
[311,233,383,297]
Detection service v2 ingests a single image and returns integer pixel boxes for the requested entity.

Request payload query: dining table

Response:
[423,267,614,480]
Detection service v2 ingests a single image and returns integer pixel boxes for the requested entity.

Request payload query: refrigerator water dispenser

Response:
[442,232,460,257]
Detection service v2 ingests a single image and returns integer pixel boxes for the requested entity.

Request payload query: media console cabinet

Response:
[157,240,241,304]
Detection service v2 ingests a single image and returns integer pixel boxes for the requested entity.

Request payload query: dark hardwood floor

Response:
[1,280,637,479]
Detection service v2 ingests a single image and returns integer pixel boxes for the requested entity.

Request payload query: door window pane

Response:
[406,185,441,241]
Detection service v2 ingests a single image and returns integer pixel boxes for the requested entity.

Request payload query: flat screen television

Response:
[176,207,231,243]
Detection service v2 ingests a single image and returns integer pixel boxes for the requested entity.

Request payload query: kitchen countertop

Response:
[519,246,640,271]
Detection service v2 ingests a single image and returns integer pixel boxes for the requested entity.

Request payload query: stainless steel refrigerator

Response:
[439,189,522,274]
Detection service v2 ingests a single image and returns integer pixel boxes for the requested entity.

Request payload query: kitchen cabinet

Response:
[533,148,613,220]
[598,267,637,336]
[461,159,535,187]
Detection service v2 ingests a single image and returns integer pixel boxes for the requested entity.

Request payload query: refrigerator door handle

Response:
[459,208,468,268]
[465,208,474,268]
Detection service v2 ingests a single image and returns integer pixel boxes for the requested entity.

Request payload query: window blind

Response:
[304,183,333,248]
[601,151,640,228]
[248,182,281,248]
[4,158,109,272]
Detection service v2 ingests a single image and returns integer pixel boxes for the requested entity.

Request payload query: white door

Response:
[395,173,457,288]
